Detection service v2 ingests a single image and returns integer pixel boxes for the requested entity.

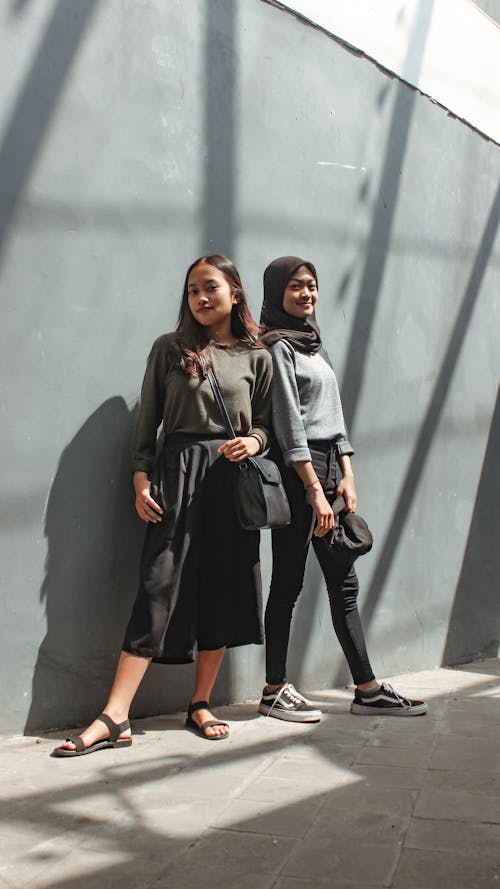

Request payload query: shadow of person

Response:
[25,394,238,735]
[24,397,145,734]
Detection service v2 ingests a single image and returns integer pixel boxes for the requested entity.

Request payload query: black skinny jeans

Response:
[265,441,375,686]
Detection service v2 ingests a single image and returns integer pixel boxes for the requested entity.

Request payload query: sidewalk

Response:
[1,658,499,889]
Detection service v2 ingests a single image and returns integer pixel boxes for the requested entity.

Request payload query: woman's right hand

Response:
[307,484,334,537]
[133,471,163,523]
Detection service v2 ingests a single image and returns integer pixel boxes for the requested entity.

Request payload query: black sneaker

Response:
[350,682,427,716]
[258,682,322,723]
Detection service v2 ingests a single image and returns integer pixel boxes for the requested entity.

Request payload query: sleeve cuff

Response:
[131,459,153,475]
[249,427,268,450]
[284,445,312,466]
[335,437,355,459]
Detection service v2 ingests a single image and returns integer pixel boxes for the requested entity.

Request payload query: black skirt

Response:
[123,435,264,664]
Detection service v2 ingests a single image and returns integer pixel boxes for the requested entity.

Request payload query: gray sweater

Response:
[132,334,272,475]
[270,340,353,465]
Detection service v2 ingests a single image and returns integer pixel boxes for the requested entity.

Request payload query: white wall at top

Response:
[274,0,500,144]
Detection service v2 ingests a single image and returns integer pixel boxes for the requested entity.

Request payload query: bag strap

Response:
[206,366,236,440]
[332,495,347,517]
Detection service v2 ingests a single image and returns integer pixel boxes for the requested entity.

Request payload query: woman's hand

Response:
[133,471,163,523]
[337,473,357,513]
[307,483,335,537]
[218,436,260,462]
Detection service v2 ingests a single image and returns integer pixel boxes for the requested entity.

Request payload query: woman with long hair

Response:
[258,256,427,721]
[53,255,272,754]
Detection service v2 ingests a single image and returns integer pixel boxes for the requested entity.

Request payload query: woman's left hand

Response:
[337,473,357,512]
[218,436,260,462]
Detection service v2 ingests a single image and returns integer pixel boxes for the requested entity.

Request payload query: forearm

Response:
[338,453,354,478]
[290,459,334,537]
[290,460,321,491]
[133,470,149,491]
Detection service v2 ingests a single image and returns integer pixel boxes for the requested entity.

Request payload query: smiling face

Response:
[187,262,238,336]
[282,265,318,319]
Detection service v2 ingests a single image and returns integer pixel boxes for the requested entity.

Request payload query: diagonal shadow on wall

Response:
[340,0,435,434]
[202,0,237,259]
[0,0,100,262]
[292,2,434,689]
[356,183,500,641]
[442,383,500,666]
[201,0,241,702]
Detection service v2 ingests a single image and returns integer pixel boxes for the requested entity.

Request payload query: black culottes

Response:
[123,435,264,664]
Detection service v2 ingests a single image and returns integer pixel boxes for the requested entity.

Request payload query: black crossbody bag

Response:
[206,367,291,531]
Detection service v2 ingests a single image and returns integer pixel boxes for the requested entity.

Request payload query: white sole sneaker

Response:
[258,702,322,722]
[350,701,428,716]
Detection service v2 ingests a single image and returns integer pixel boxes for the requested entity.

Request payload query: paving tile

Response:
[415,786,500,823]
[351,764,426,791]
[181,829,295,874]
[446,694,500,711]
[310,807,410,843]
[137,798,235,838]
[237,776,330,805]
[125,760,258,802]
[260,755,359,789]
[272,739,357,767]
[405,817,500,853]
[424,768,500,797]
[429,734,500,772]
[148,861,276,889]
[319,785,417,819]
[282,834,401,884]
[437,713,500,737]
[212,793,325,838]
[1,847,165,889]
[393,847,500,889]
[361,718,443,750]
[457,658,500,677]
[273,879,381,889]
[354,744,432,768]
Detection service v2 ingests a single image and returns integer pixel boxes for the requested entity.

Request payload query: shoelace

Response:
[379,682,413,707]
[263,682,305,716]
[286,683,312,705]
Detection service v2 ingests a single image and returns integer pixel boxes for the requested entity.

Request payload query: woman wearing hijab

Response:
[258,256,427,721]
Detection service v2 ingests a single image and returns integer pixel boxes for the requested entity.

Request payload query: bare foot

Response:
[58,713,131,751]
[190,705,229,738]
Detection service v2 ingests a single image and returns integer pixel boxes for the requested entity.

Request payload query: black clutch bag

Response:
[329,495,373,562]
[207,367,291,531]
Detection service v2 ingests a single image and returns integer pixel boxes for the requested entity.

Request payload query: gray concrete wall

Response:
[0,0,498,735]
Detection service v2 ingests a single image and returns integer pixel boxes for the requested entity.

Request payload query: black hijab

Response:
[260,256,322,354]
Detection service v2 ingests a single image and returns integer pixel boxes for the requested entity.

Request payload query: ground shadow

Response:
[6,663,499,888]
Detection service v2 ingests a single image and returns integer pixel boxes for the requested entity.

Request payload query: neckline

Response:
[210,339,241,350]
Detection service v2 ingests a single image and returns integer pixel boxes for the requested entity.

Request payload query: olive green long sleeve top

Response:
[132,333,273,475]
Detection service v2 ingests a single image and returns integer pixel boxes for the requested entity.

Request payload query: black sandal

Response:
[51,713,132,757]
[185,700,229,741]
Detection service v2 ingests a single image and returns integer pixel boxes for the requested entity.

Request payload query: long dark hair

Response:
[175,254,260,376]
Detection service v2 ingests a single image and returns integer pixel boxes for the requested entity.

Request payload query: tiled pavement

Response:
[0,658,499,888]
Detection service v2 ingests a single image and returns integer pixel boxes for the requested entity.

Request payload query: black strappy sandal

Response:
[51,713,132,757]
[185,700,229,741]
